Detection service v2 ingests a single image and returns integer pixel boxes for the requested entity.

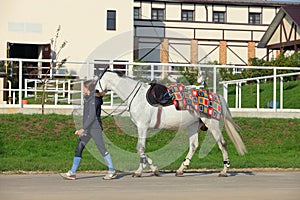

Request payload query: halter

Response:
[96,67,142,117]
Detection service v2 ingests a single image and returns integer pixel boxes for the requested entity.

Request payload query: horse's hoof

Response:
[218,173,228,177]
[175,171,184,177]
[132,172,142,177]
[153,169,160,176]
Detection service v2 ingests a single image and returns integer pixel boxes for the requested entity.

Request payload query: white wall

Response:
[227,6,248,24]
[1,0,134,64]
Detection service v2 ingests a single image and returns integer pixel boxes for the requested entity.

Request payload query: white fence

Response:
[0,58,300,113]
[221,71,300,111]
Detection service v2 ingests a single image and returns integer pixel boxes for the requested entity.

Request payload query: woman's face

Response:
[83,86,90,95]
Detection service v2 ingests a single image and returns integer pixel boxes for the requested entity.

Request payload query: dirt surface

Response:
[1,171,299,200]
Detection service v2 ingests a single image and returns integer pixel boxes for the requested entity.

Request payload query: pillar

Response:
[190,39,198,64]
[133,37,139,61]
[219,41,227,65]
[160,38,169,63]
[248,42,256,65]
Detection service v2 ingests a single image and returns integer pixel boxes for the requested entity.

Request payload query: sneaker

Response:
[103,171,117,180]
[60,171,76,180]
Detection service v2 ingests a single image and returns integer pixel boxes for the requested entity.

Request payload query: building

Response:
[1,0,299,75]
[1,0,134,76]
[258,5,300,60]
[134,0,300,65]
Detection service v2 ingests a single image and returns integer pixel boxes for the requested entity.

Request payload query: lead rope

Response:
[101,81,142,120]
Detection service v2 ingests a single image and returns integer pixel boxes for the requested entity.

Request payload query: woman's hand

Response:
[75,129,85,136]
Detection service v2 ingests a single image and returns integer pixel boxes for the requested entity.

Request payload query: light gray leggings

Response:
[74,128,107,157]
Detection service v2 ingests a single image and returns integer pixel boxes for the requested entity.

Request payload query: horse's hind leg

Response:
[209,120,230,177]
[217,137,230,177]
[175,122,199,176]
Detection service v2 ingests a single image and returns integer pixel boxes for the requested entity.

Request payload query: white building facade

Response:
[1,0,299,72]
[1,0,134,70]
[134,0,300,65]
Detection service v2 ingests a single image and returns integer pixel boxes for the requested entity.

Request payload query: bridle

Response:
[95,67,142,117]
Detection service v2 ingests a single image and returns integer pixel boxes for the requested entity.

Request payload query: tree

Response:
[40,25,68,114]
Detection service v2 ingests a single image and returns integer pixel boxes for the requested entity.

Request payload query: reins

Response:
[101,81,142,119]
[95,68,142,119]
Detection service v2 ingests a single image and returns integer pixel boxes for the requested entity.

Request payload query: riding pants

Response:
[74,128,107,157]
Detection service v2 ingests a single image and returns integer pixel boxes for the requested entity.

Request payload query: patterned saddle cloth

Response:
[166,82,222,120]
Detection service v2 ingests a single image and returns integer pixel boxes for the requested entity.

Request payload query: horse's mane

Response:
[107,70,124,77]
[107,70,148,87]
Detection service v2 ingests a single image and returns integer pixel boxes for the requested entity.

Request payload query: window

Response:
[213,11,225,23]
[182,10,194,21]
[249,13,261,24]
[134,7,141,19]
[151,8,165,21]
[107,10,116,30]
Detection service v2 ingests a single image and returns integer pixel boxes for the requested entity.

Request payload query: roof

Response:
[138,0,300,6]
[257,5,300,48]
[282,5,300,27]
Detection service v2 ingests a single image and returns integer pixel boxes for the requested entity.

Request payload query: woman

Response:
[60,80,116,180]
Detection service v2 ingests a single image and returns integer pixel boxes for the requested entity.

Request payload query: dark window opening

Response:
[134,7,141,19]
[152,8,165,21]
[107,10,116,30]
[249,13,261,24]
[213,11,225,23]
[182,10,194,21]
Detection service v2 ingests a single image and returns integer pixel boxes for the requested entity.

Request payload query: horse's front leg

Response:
[176,123,199,176]
[133,127,159,177]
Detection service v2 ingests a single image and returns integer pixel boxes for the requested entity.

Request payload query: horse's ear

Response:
[95,66,109,84]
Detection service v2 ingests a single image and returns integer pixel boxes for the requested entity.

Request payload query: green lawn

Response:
[226,80,300,109]
[0,114,299,173]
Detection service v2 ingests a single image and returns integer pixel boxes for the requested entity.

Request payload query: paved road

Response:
[1,171,299,200]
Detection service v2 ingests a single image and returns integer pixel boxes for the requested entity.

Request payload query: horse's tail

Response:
[219,95,247,155]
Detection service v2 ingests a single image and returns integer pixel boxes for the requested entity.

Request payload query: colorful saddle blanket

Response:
[166,82,222,120]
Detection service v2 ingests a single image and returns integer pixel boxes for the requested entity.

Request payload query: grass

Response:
[227,80,300,109]
[0,114,299,173]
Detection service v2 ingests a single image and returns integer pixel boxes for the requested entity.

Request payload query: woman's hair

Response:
[83,80,95,92]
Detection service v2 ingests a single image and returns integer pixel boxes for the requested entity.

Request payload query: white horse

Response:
[97,69,247,177]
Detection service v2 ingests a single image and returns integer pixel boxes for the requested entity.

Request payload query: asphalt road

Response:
[1,171,299,200]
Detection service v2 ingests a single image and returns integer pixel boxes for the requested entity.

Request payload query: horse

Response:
[96,69,247,177]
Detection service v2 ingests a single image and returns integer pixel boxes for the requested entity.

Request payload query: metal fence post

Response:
[151,64,154,81]
[273,68,277,112]
[19,60,23,107]
[223,83,228,103]
[68,80,71,104]
[257,79,260,110]
[238,82,242,108]
[235,82,239,109]
[280,76,283,109]
[213,65,217,93]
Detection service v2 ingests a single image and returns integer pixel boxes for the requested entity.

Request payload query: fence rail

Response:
[0,58,300,113]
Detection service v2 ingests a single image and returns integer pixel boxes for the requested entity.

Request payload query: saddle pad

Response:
[166,82,222,120]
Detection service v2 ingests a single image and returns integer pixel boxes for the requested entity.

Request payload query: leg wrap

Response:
[140,155,147,169]
[183,158,191,166]
[140,156,147,164]
[224,160,230,167]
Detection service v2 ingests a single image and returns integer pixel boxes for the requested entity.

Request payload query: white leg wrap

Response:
[183,158,190,166]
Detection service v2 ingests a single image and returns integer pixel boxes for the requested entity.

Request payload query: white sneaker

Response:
[60,171,76,180]
[103,171,117,180]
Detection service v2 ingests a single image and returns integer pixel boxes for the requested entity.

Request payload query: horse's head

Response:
[95,66,110,93]
[95,67,124,93]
